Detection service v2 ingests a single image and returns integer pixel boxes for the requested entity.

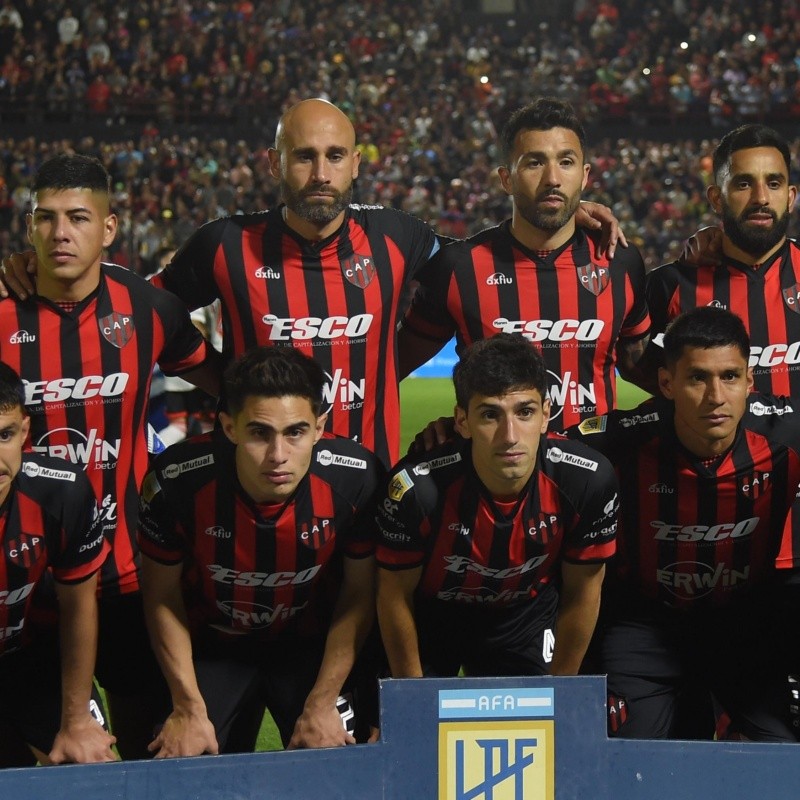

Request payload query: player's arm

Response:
[0,249,37,299]
[46,573,117,764]
[376,566,424,678]
[289,555,376,749]
[549,561,605,676]
[140,555,218,758]
[576,201,627,260]
[398,325,451,380]
[681,225,723,266]
[615,333,650,387]
[176,347,223,399]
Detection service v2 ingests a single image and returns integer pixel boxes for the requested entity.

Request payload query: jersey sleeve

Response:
[618,245,651,341]
[151,218,228,310]
[339,455,386,560]
[151,285,210,376]
[137,468,187,565]
[375,466,430,570]
[48,471,108,584]
[558,449,619,564]
[645,262,682,340]
[395,209,440,283]
[401,245,458,344]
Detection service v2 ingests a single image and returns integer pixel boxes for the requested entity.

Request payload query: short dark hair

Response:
[32,153,111,197]
[712,124,791,183]
[224,346,326,417]
[453,334,548,409]
[662,306,750,367]
[0,362,26,414]
[500,97,587,164]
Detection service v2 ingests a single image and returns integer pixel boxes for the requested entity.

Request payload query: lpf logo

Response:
[438,689,554,800]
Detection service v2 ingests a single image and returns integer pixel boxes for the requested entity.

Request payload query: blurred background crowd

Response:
[1,0,800,271]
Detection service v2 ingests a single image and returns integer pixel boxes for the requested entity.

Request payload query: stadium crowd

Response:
[2,0,800,269]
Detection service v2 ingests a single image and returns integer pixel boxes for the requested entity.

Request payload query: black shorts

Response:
[415,584,559,677]
[0,637,108,759]
[599,589,795,742]
[95,591,167,699]
[176,626,382,751]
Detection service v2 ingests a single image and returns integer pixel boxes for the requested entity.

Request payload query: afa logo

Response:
[341,253,376,288]
[438,689,554,800]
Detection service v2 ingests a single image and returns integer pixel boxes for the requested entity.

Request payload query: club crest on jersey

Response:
[527,513,561,545]
[576,263,610,296]
[341,254,375,288]
[299,517,334,550]
[739,472,770,499]
[783,284,800,314]
[99,312,135,348]
[5,533,44,569]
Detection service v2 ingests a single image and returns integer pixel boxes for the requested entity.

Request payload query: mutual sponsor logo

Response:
[438,689,554,800]
[492,317,604,343]
[388,469,414,501]
[207,564,321,587]
[576,262,610,296]
[315,449,367,470]
[216,599,308,629]
[260,313,373,341]
[299,517,334,549]
[32,428,119,470]
[750,400,794,416]
[577,416,606,435]
[0,581,35,607]
[99,311,135,348]
[322,369,365,414]
[546,370,596,422]
[20,461,76,481]
[162,454,214,479]
[341,253,376,288]
[442,554,548,578]
[650,518,759,542]
[486,272,513,286]
[545,446,598,472]
[649,482,674,494]
[739,472,770,499]
[618,411,659,428]
[255,266,281,279]
[656,561,750,600]
[414,453,462,475]
[749,343,800,369]
[783,284,800,314]
[205,525,232,539]
[9,330,35,344]
[5,534,43,568]
[24,373,129,405]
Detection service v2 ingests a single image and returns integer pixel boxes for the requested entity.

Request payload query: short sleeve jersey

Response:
[647,240,800,394]
[138,432,384,638]
[152,205,439,466]
[0,265,207,596]
[567,395,800,610]
[402,225,650,428]
[0,454,106,657]
[375,436,618,605]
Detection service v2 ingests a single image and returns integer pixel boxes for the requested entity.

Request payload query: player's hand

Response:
[576,201,628,260]
[407,416,456,455]
[0,250,38,300]
[148,709,219,758]
[287,700,356,749]
[681,226,723,267]
[48,717,117,764]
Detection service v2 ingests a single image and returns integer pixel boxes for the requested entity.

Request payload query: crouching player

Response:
[137,347,385,756]
[567,306,800,741]
[0,362,115,766]
[376,334,618,679]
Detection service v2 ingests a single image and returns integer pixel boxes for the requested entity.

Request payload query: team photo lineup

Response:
[3,0,800,767]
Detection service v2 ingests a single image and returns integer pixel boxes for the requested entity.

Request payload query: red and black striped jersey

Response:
[0,454,106,657]
[647,240,800,394]
[0,265,208,596]
[137,431,384,638]
[401,224,650,428]
[375,436,618,605]
[152,205,439,466]
[566,394,800,610]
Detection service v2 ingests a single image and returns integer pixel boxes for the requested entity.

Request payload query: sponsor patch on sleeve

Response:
[141,471,162,504]
[388,468,414,501]
[577,416,607,435]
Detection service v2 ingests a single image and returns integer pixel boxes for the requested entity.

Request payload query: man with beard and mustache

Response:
[645,124,798,396]
[397,97,650,431]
